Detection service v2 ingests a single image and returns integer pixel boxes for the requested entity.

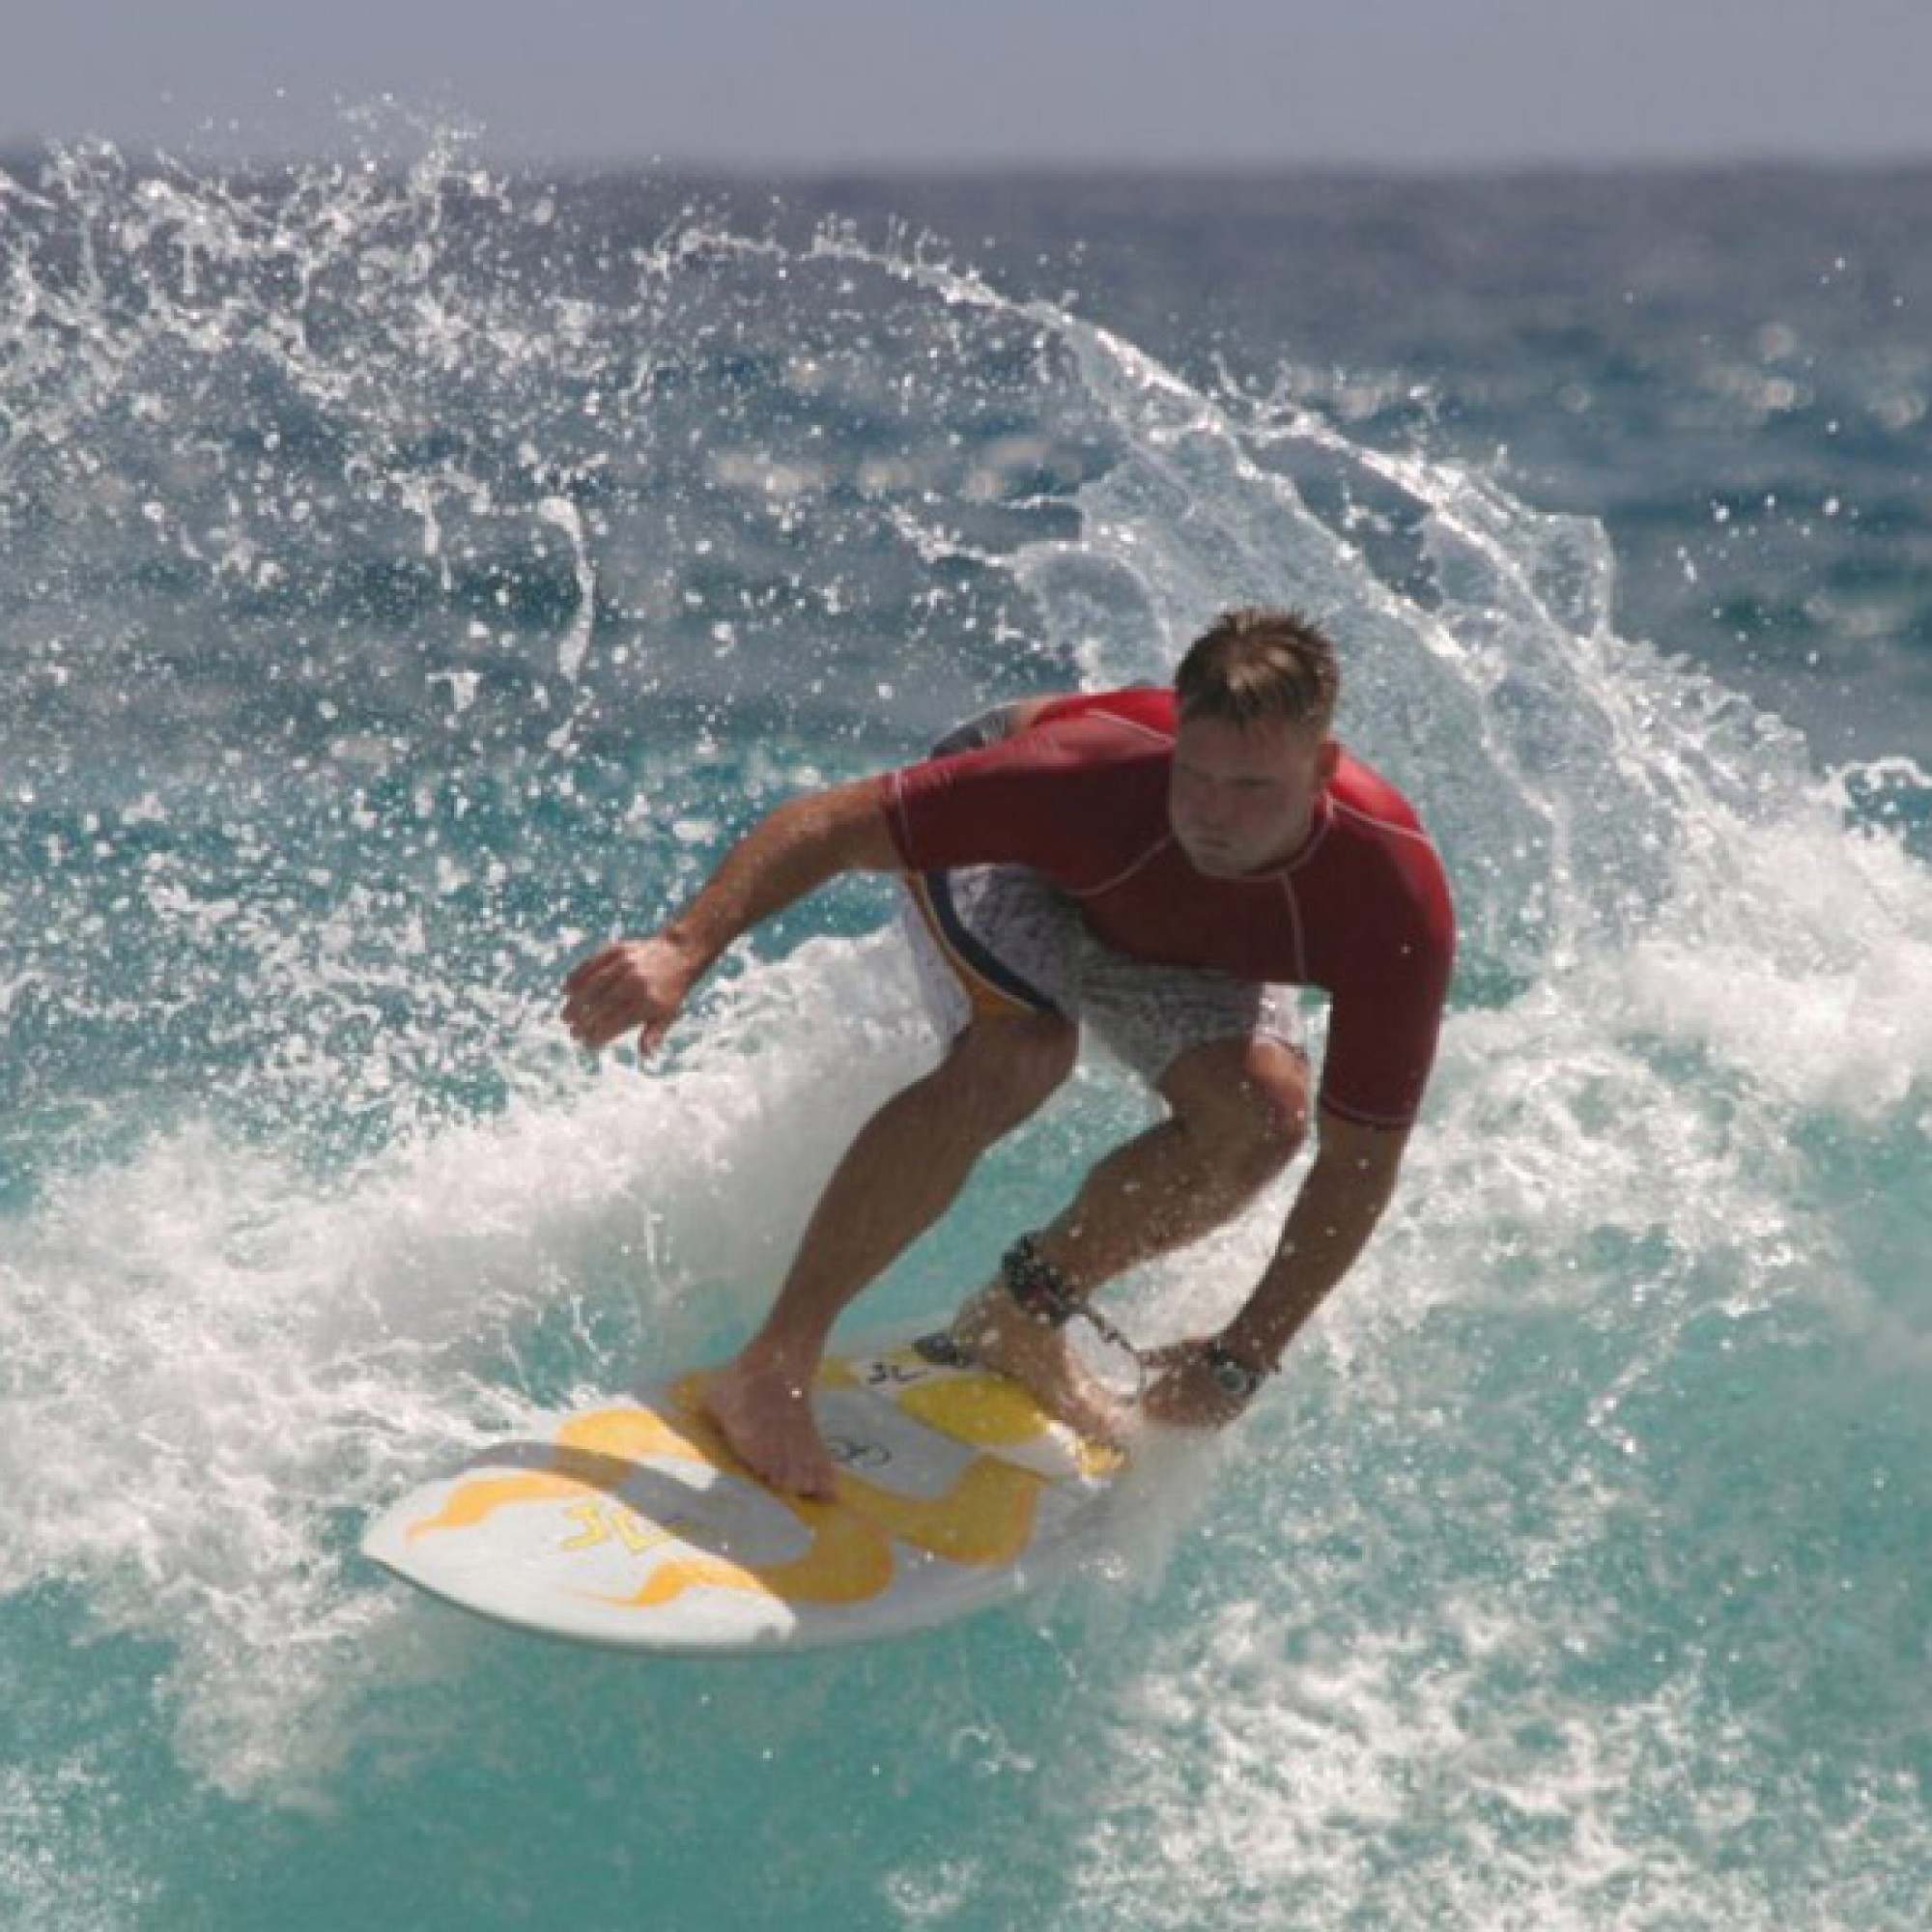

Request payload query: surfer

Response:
[563,609,1455,1498]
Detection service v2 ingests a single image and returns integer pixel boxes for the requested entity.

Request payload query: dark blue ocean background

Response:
[3,135,1930,1927]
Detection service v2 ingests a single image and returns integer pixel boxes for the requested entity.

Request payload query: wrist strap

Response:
[1204,1339,1269,1399]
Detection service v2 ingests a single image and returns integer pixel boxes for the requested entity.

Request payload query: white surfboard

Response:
[361,1331,1126,1653]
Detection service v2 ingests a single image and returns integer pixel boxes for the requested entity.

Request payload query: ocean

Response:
[2,135,1929,1928]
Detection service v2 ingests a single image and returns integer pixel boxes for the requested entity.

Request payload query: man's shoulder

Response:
[1327,752,1435,848]
[1033,685,1177,747]
[884,687,1171,871]
[1319,753,1455,956]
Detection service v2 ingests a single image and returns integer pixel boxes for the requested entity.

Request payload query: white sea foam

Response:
[0,931,931,1802]
[4,152,1930,1926]
[866,259,1932,1926]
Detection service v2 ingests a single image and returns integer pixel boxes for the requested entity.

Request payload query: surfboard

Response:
[360,1331,1126,1653]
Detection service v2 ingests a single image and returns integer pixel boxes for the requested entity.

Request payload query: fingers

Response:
[559,948,616,1045]
[562,941,644,1007]
[561,945,619,999]
[561,941,671,1053]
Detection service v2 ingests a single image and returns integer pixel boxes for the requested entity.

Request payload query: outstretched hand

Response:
[561,934,703,1056]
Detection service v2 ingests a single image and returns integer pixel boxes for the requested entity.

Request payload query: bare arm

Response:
[562,778,900,1055]
[1140,1110,1409,1427]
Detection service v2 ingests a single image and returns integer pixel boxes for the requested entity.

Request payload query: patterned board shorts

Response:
[897,862,1306,1088]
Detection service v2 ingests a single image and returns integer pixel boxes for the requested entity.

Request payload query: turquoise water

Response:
[3,140,1930,1927]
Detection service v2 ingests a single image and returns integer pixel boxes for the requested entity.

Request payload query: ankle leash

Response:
[1001,1235,1082,1326]
[1001,1235,1146,1385]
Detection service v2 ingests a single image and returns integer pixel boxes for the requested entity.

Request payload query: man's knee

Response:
[1160,1037,1310,1189]
[941,1012,1079,1135]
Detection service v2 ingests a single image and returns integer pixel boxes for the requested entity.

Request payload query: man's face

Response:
[1168,713,1338,877]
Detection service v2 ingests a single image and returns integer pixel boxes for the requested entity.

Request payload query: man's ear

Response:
[1316,738,1342,782]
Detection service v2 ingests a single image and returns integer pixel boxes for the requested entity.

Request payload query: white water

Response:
[3,152,1929,1927]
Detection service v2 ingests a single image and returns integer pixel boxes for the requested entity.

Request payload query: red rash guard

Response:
[877,687,1456,1129]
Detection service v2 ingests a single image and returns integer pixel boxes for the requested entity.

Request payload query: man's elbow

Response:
[809,779,903,876]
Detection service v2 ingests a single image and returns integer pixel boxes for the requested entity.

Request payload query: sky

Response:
[4,0,1931,172]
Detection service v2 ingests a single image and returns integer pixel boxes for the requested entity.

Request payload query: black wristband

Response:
[1203,1340,1268,1400]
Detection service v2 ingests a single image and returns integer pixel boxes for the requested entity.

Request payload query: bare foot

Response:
[702,1351,838,1500]
[949,1288,1130,1448]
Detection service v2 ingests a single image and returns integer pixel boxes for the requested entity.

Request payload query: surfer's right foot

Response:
[949,1288,1128,1449]
[703,1350,838,1501]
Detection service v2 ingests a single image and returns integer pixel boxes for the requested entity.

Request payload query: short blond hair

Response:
[1176,608,1340,734]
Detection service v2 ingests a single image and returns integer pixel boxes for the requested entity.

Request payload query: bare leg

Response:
[704,1014,1074,1496]
[956,1037,1309,1422]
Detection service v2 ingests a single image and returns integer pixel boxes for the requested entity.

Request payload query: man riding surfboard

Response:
[563,609,1455,1498]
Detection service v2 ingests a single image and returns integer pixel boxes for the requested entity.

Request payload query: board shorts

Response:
[896,706,1307,1086]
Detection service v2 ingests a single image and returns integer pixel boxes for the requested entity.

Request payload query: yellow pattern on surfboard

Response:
[397,1352,1115,1613]
[855,1346,1123,1478]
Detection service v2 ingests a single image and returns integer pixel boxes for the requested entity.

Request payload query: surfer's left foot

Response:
[949,1288,1128,1448]
[703,1350,838,1500]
